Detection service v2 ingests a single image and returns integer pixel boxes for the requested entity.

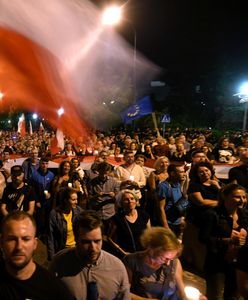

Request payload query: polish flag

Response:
[39,121,45,132]
[50,129,65,155]
[29,120,33,135]
[17,114,26,137]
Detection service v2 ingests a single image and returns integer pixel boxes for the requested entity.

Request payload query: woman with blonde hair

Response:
[123,227,189,299]
[107,189,150,258]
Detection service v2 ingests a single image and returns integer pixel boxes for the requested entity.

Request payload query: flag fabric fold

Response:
[121,96,153,124]
[50,129,65,155]
[17,114,26,137]
[29,120,33,135]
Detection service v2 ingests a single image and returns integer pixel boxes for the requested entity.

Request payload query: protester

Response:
[21,147,40,182]
[88,162,119,225]
[108,189,150,257]
[199,183,248,299]
[49,210,130,300]
[0,165,35,217]
[47,187,83,260]
[157,164,187,237]
[0,211,74,300]
[30,157,55,238]
[123,227,206,299]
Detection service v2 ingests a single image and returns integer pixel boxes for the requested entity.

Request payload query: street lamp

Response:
[102,5,137,103]
[234,82,248,130]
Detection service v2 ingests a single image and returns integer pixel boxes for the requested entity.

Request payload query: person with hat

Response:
[0,165,35,217]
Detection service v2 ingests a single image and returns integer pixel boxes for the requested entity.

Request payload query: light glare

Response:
[32,113,38,119]
[184,286,200,300]
[240,83,248,96]
[57,107,64,116]
[102,6,121,26]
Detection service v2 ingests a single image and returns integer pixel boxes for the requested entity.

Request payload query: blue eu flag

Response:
[121,96,153,124]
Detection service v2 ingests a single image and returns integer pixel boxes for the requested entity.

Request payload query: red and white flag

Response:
[29,120,33,135]
[17,113,26,137]
[39,121,45,132]
[50,129,65,155]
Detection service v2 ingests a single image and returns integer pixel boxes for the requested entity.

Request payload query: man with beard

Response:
[0,211,74,300]
[0,165,35,217]
[49,210,130,300]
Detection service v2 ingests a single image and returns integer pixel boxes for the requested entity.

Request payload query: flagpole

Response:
[151,112,160,137]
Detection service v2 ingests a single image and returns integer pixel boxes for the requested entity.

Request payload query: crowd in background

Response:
[0,127,248,299]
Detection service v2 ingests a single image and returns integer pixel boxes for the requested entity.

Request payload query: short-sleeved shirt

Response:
[187,181,218,225]
[0,263,74,300]
[157,181,182,225]
[1,183,35,213]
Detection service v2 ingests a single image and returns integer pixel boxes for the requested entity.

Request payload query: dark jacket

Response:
[47,206,82,260]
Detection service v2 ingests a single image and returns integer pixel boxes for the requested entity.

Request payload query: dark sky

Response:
[92,0,248,84]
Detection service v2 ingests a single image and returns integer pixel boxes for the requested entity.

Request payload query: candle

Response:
[184,286,200,300]
[44,190,48,195]
[129,175,134,181]
[68,183,72,188]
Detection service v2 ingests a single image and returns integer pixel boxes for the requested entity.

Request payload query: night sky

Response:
[92,0,248,85]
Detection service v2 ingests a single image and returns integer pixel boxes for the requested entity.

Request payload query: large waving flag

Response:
[121,96,153,124]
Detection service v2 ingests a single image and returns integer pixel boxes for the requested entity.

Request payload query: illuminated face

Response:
[149,249,178,267]
[62,162,71,174]
[160,158,169,170]
[122,192,137,210]
[124,153,135,165]
[11,173,24,186]
[225,189,247,210]
[135,157,145,167]
[71,159,80,169]
[197,166,212,182]
[40,161,49,172]
[192,153,206,164]
[76,227,102,263]
[68,193,78,209]
[0,218,37,270]
[174,166,186,182]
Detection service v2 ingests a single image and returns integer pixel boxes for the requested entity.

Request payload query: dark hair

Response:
[1,211,36,235]
[167,163,184,175]
[191,149,205,158]
[73,210,102,240]
[190,161,215,182]
[58,160,71,176]
[124,150,134,157]
[71,157,80,167]
[57,187,78,213]
[135,154,147,162]
[40,156,49,163]
[97,162,112,173]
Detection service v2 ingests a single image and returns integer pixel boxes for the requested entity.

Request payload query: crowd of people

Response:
[0,127,248,299]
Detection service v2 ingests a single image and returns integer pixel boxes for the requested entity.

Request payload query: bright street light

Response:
[32,113,38,120]
[57,107,64,116]
[102,6,121,26]
[234,82,248,130]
